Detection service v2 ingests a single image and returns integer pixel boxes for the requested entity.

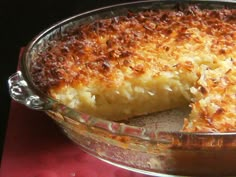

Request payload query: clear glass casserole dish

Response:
[8,0,236,176]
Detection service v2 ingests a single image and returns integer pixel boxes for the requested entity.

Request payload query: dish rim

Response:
[16,0,236,145]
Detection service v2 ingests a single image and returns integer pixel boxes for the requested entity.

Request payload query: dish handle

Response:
[8,71,47,110]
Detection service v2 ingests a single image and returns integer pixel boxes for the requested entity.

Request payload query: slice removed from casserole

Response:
[31,6,236,132]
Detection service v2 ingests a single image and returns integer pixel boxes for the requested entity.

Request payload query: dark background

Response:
[0,0,137,163]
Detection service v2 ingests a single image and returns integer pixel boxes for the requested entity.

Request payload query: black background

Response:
[0,0,137,163]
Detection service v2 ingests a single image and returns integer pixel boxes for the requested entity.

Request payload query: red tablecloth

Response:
[0,50,149,177]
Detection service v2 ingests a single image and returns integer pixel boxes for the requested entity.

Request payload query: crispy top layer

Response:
[31,5,236,92]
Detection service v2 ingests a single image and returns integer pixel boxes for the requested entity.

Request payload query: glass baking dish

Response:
[8,0,236,176]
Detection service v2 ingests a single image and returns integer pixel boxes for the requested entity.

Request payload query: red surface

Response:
[1,102,148,177]
[0,50,148,177]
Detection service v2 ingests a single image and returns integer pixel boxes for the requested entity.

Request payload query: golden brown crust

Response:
[183,58,236,132]
[31,5,236,132]
[31,6,236,91]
